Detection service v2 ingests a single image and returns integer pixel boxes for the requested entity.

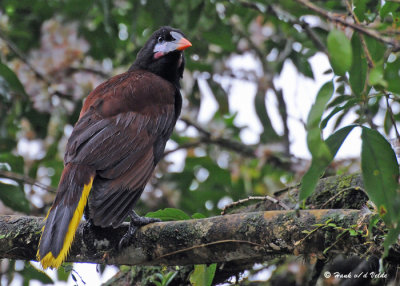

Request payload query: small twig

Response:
[0,29,73,100]
[0,29,47,82]
[380,28,400,36]
[71,269,87,285]
[384,92,400,139]
[294,224,324,246]
[66,67,110,78]
[162,141,203,158]
[0,170,56,193]
[319,187,361,208]
[204,137,256,157]
[345,0,374,68]
[235,0,266,13]
[180,118,256,157]
[295,0,400,51]
[322,230,349,254]
[273,184,299,197]
[180,118,210,137]
[361,99,378,130]
[221,195,290,215]
[269,4,328,54]
[273,87,291,155]
[155,239,264,260]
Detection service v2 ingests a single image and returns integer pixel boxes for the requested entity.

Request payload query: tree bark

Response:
[0,208,376,266]
[1,173,392,285]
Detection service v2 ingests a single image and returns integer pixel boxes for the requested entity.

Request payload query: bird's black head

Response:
[130,26,192,87]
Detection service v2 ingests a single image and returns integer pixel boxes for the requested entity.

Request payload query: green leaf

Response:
[369,64,387,87]
[325,125,357,158]
[188,1,204,29]
[192,212,207,219]
[0,138,17,153]
[333,108,351,130]
[380,2,400,19]
[0,59,27,96]
[300,162,325,200]
[349,33,367,95]
[300,82,335,200]
[57,264,71,282]
[290,51,314,79]
[19,263,53,285]
[361,127,400,226]
[0,183,30,213]
[327,95,354,108]
[209,79,229,115]
[384,108,393,135]
[0,153,24,173]
[203,24,236,52]
[368,214,381,238]
[163,271,178,286]
[353,0,368,21]
[348,229,358,236]
[189,264,217,286]
[364,35,385,62]
[321,98,359,129]
[254,91,280,143]
[307,128,332,160]
[327,29,353,76]
[146,208,191,221]
[384,225,400,257]
[306,81,334,158]
[385,57,400,94]
[307,82,335,130]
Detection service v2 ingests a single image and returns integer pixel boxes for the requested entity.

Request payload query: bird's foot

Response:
[118,210,161,250]
[118,223,138,250]
[83,218,102,235]
[130,215,161,226]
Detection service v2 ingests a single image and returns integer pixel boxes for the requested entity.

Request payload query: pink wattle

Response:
[154,51,164,59]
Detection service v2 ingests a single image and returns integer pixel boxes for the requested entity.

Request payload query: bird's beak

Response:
[153,32,192,58]
[172,32,192,51]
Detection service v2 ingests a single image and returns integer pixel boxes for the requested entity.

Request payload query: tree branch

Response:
[0,209,376,267]
[345,0,374,68]
[236,1,327,54]
[0,169,56,193]
[269,4,328,54]
[294,0,400,51]
[180,118,257,157]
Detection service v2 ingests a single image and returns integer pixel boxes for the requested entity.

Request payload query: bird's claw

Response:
[118,225,138,250]
[118,212,161,250]
[131,216,161,226]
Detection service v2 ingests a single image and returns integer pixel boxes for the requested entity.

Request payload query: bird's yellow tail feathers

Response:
[37,164,94,269]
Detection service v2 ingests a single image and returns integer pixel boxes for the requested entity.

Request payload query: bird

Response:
[36,26,192,269]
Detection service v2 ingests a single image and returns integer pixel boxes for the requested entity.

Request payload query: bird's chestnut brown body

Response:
[66,70,181,227]
[37,26,191,269]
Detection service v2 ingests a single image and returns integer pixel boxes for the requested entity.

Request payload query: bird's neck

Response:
[128,64,181,89]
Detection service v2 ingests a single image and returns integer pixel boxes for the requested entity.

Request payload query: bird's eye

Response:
[157,36,163,43]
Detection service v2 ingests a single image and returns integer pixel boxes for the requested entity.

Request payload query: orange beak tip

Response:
[177,38,192,51]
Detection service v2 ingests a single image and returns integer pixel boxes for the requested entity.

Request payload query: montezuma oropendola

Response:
[37,26,192,269]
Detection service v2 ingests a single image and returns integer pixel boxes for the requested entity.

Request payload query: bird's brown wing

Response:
[64,70,179,227]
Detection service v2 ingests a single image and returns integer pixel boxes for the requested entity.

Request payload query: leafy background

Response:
[0,0,399,285]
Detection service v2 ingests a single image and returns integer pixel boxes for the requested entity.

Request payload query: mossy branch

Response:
[0,209,377,267]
